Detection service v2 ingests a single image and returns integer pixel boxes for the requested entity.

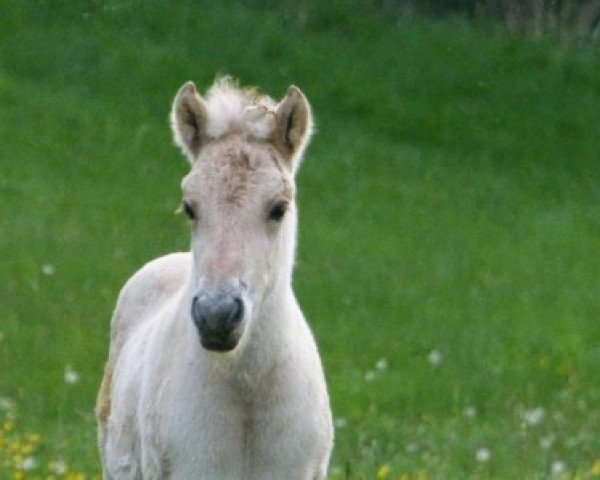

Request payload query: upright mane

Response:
[203,77,276,140]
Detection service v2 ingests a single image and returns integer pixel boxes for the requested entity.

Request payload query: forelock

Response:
[204,77,276,141]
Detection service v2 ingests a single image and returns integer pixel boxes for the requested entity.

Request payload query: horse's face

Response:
[182,140,295,351]
[171,79,312,352]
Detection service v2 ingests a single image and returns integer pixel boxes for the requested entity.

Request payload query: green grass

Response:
[1,1,600,478]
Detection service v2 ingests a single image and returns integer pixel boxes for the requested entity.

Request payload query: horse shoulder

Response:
[96,252,190,427]
[110,252,190,348]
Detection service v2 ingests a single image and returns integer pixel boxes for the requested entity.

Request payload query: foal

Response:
[96,78,333,479]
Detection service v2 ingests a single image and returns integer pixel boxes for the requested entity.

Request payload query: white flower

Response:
[41,263,56,276]
[49,460,68,475]
[18,456,38,471]
[334,418,347,429]
[64,365,80,384]
[522,407,545,426]
[463,405,477,419]
[428,349,443,367]
[329,466,342,476]
[0,397,15,411]
[565,436,578,449]
[365,370,376,382]
[375,358,388,371]
[405,442,419,454]
[540,434,555,450]
[551,460,566,476]
[476,447,491,463]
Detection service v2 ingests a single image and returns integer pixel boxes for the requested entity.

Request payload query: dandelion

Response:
[463,405,476,419]
[415,470,429,480]
[65,474,86,480]
[25,433,40,444]
[3,420,15,432]
[64,365,80,385]
[565,436,578,449]
[0,397,15,412]
[49,459,68,475]
[540,434,555,450]
[522,407,545,426]
[405,442,419,454]
[334,418,347,429]
[428,349,442,367]
[552,411,565,424]
[551,460,565,476]
[329,465,342,477]
[476,447,491,463]
[41,263,56,276]
[376,463,391,479]
[375,358,388,371]
[19,443,34,455]
[17,456,38,471]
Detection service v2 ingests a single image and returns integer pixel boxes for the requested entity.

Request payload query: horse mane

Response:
[204,77,277,140]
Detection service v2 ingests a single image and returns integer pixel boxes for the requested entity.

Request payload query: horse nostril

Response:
[191,294,204,329]
[191,293,244,333]
[228,296,243,329]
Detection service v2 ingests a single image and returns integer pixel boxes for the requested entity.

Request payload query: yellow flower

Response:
[20,443,35,455]
[377,464,391,479]
[9,440,22,452]
[591,459,600,476]
[416,471,429,480]
[3,420,16,432]
[26,433,41,444]
[65,474,86,480]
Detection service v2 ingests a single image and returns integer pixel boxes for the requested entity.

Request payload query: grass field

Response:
[2,1,600,478]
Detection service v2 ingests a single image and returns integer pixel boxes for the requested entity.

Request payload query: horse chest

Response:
[159,377,295,479]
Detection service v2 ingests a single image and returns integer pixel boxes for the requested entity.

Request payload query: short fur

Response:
[96,78,333,479]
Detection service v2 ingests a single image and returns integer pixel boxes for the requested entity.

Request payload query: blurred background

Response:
[1,1,600,478]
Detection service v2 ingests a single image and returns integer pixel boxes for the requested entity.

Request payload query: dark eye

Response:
[182,201,196,221]
[268,200,288,222]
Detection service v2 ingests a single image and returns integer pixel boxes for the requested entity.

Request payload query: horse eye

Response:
[269,201,288,222]
[182,201,196,221]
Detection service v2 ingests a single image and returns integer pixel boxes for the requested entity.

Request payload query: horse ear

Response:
[273,86,313,173]
[170,81,208,163]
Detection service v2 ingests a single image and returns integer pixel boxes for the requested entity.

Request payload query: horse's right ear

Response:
[170,82,208,163]
[273,86,313,174]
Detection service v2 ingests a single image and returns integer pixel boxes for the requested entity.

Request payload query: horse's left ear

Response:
[170,81,208,163]
[273,86,313,173]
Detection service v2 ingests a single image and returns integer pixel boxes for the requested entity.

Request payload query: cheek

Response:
[264,228,289,278]
[248,234,273,277]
